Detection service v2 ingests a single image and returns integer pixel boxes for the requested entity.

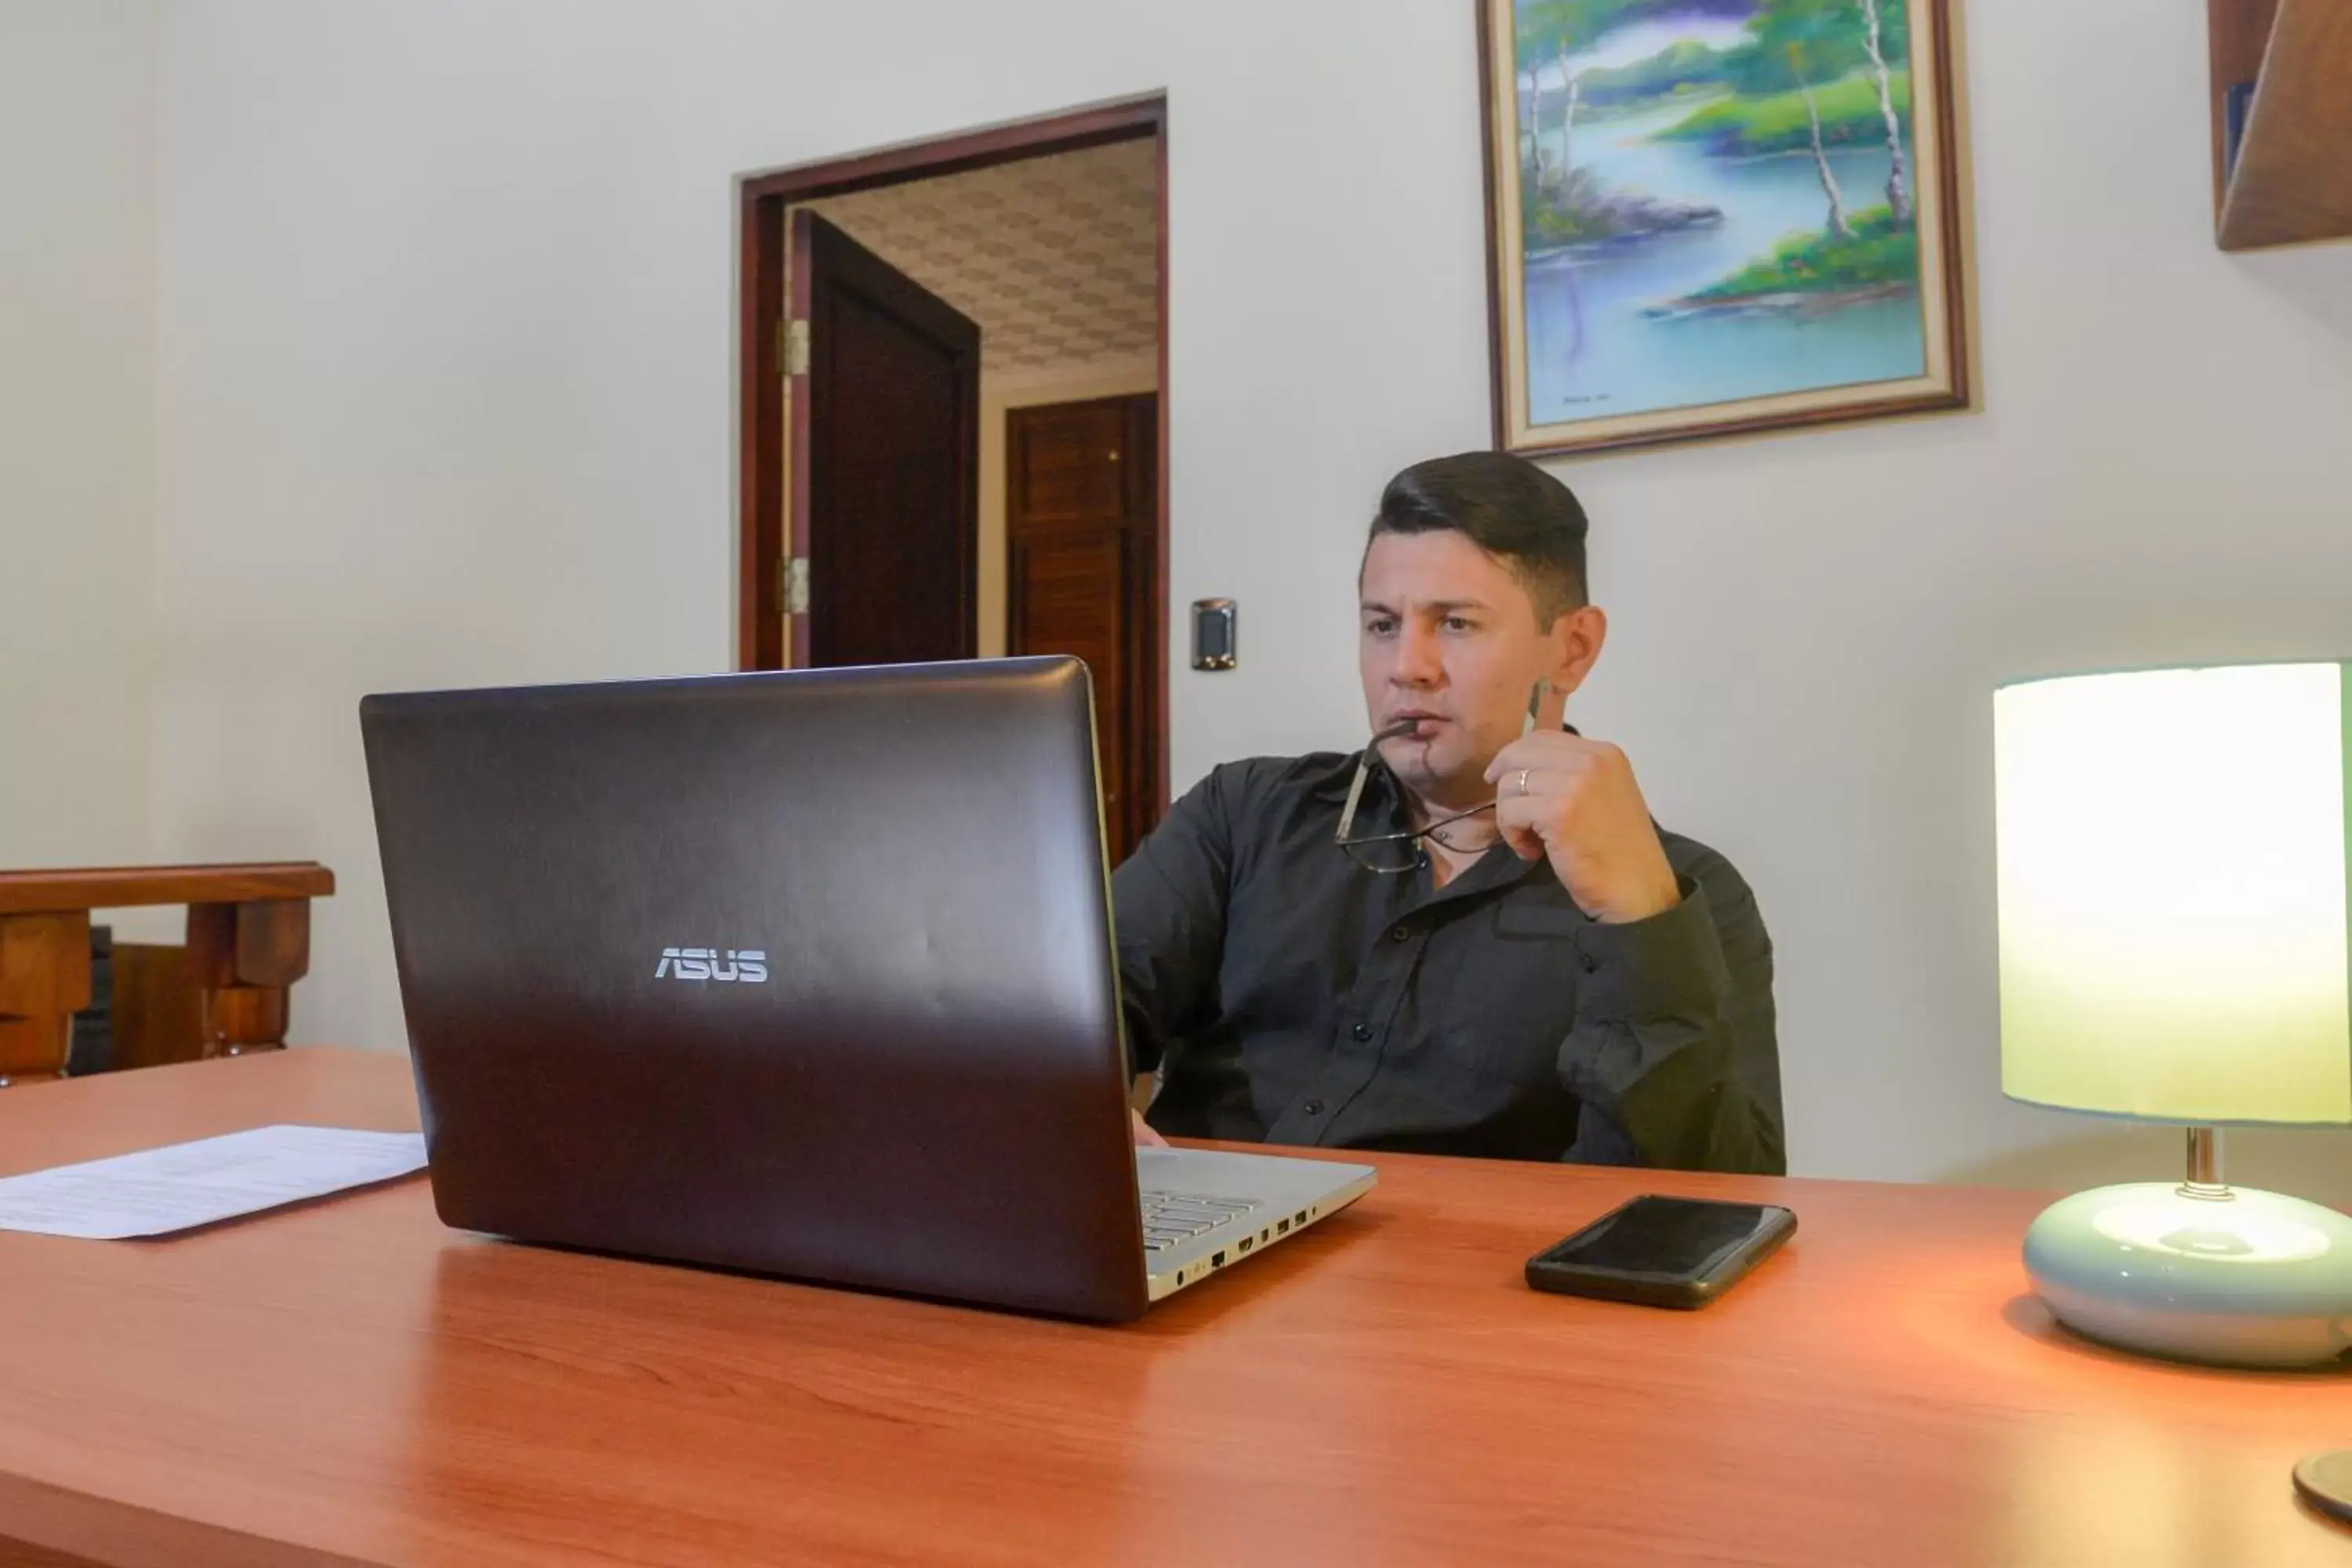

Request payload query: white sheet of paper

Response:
[0,1125,427,1240]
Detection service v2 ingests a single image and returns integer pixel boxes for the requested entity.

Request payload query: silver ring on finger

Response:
[1515,768,1531,798]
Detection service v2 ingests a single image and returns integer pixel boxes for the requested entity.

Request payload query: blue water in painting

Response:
[1523,98,1925,424]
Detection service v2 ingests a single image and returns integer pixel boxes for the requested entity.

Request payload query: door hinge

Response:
[780,557,810,616]
[779,318,809,378]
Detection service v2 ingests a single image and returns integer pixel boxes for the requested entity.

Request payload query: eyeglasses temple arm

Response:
[1335,756,1372,844]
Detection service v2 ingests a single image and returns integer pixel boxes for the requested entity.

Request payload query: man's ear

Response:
[1544,605,1608,703]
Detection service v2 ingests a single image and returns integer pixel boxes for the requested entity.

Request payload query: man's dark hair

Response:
[1365,451,1588,624]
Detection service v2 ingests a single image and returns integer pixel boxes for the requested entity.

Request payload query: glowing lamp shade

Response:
[1994,663,2352,1369]
[1996,662,2352,1126]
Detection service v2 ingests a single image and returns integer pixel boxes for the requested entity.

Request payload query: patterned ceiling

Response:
[803,138,1159,372]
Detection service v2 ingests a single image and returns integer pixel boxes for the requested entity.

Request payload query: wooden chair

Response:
[0,864,334,1087]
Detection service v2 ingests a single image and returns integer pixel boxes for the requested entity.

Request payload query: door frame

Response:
[736,93,1171,816]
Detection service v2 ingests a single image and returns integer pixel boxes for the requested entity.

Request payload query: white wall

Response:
[143,0,2352,1196]
[0,0,157,873]
[978,352,1160,656]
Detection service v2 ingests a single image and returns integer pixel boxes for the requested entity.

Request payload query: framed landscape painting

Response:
[1479,0,1969,456]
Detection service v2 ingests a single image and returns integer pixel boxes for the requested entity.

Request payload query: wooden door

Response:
[789,211,980,668]
[1006,394,1161,865]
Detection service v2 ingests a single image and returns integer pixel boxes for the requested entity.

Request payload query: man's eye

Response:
[1365,619,1397,637]
[1443,617,1476,633]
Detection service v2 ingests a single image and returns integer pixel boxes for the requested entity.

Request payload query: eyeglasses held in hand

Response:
[1334,719,1497,875]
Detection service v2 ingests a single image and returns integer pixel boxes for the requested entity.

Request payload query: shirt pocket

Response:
[1396,900,1586,1096]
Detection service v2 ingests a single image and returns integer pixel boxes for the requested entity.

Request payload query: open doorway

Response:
[737,97,1168,860]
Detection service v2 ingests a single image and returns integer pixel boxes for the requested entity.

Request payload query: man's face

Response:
[1358,529,1600,804]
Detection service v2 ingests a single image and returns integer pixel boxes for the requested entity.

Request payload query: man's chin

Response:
[1378,737,1471,794]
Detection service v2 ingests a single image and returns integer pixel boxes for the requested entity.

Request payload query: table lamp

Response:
[1994,662,2352,1368]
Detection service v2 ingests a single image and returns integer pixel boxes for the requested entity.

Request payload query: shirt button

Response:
[1389,924,1411,942]
[1580,953,1600,975]
[1351,1022,1374,1042]
[1304,1098,1327,1116]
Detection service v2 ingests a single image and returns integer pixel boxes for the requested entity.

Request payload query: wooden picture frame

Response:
[1478,0,1970,457]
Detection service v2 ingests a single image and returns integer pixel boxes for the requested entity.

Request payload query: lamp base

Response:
[2024,1182,2352,1368]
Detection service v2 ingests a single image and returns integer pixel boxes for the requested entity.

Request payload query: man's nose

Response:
[1388,622,1443,686]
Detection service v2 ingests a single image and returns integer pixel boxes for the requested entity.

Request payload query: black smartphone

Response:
[1526,1195,1795,1309]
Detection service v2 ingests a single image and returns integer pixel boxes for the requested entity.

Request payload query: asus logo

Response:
[655,947,769,983]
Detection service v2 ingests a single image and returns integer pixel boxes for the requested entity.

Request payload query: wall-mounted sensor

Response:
[1191,599,1237,670]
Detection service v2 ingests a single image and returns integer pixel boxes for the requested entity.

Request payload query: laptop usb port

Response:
[1211,1250,1227,1268]
[1276,1218,1290,1235]
[1238,1237,1254,1254]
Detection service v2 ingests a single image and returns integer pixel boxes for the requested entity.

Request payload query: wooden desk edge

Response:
[0,864,336,916]
[0,1468,379,1568]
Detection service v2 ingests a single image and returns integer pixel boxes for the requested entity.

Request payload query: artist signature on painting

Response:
[1559,394,1614,406]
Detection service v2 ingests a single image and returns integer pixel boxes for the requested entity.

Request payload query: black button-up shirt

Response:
[1111,750,1784,1173]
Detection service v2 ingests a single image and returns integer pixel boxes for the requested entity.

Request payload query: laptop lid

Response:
[360,656,1151,1320]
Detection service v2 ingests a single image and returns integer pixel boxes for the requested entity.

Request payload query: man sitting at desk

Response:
[1113,452,1783,1172]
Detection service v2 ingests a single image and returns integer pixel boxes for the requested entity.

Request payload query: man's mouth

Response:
[1378,713,1446,741]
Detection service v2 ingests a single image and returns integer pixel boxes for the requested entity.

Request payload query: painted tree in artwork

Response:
[1734,0,1867,238]
[1856,0,1913,224]
[1516,1,1592,187]
[1515,0,1655,185]
[1513,7,1558,190]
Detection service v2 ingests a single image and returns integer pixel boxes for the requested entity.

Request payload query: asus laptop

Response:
[360,656,1372,1321]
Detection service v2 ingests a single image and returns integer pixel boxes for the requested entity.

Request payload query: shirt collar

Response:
[1306,749,1384,805]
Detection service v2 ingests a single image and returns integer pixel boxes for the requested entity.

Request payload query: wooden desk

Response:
[0,1050,2344,1567]
[0,864,334,1083]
